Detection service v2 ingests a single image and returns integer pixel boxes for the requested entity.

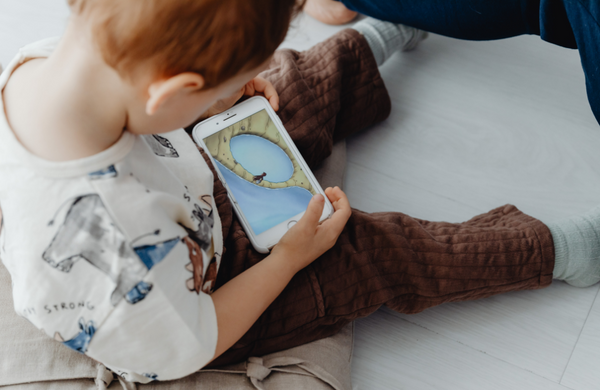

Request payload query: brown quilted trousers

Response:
[200,29,555,367]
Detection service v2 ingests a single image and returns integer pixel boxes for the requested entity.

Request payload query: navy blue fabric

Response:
[341,0,600,124]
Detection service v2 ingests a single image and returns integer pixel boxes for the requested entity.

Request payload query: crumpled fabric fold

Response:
[245,356,343,390]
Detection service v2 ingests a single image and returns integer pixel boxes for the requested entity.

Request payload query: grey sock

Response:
[548,207,600,287]
[352,18,428,66]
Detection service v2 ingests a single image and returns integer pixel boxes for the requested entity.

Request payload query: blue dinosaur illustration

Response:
[43,195,179,305]
[134,238,180,269]
[43,190,216,305]
[55,317,96,353]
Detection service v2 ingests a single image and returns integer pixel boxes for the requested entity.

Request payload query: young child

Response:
[0,0,597,384]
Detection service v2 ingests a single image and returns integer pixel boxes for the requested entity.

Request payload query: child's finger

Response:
[264,85,279,112]
[319,188,351,234]
[326,187,350,212]
[251,77,279,111]
[324,187,335,202]
[297,194,325,230]
[326,198,351,225]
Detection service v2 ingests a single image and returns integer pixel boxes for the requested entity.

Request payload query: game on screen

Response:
[204,110,317,235]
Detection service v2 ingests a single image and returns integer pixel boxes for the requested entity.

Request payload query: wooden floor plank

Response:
[352,310,575,390]
[561,288,600,390]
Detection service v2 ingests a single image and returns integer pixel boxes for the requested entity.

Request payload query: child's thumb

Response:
[298,194,325,228]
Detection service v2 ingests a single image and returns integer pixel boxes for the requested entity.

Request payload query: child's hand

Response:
[271,187,351,273]
[242,76,279,112]
[197,77,279,121]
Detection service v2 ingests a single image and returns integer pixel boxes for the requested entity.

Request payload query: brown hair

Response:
[68,0,304,88]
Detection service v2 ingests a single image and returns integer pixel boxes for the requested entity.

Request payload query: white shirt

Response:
[0,38,224,383]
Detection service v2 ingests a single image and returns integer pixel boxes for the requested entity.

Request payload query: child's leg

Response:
[258,28,392,168]
[209,204,554,367]
[205,30,550,367]
[202,17,596,369]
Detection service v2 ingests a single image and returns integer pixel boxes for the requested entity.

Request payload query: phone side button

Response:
[287,220,297,229]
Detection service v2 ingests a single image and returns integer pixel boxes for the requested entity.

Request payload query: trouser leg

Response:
[209,205,555,367]
[260,28,392,168]
[554,2,600,129]
[340,0,600,125]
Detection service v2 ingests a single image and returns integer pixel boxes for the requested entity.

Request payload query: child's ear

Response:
[146,73,205,115]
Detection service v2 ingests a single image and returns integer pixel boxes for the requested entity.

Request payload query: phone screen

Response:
[203,109,317,235]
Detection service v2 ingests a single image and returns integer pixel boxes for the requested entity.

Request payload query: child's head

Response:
[67,0,303,133]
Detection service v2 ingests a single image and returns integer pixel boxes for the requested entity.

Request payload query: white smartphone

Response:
[193,96,334,254]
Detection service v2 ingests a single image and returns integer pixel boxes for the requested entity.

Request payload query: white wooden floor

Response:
[2,2,600,389]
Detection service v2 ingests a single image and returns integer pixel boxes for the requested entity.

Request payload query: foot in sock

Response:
[352,18,428,66]
[304,0,358,25]
[548,206,600,287]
